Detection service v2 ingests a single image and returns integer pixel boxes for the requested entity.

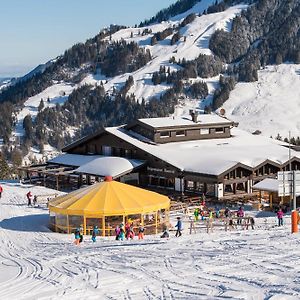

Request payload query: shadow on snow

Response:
[0,213,51,232]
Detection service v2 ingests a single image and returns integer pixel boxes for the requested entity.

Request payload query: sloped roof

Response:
[49,180,170,216]
[252,178,279,192]
[49,154,145,178]
[105,126,300,176]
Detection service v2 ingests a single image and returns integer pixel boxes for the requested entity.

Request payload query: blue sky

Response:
[0,0,176,77]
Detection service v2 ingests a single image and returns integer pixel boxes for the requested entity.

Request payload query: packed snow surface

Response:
[223,64,300,138]
[0,182,300,299]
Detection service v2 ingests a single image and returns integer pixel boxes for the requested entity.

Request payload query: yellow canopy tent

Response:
[49,176,170,236]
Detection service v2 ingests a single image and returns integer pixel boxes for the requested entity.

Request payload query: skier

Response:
[115,225,121,240]
[250,217,255,230]
[26,191,32,206]
[33,195,37,206]
[0,184,3,198]
[119,224,125,241]
[277,208,284,226]
[175,216,183,237]
[74,228,80,245]
[224,207,231,218]
[128,224,135,239]
[161,223,169,238]
[125,222,131,239]
[194,208,199,221]
[138,224,145,240]
[237,206,244,225]
[91,225,99,242]
[207,209,214,233]
[215,207,220,218]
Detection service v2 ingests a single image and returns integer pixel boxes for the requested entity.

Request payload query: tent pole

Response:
[83,216,86,235]
[102,216,105,237]
[67,215,70,234]
[155,211,158,234]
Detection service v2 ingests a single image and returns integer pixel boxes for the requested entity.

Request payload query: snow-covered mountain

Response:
[0,78,13,91]
[0,0,299,161]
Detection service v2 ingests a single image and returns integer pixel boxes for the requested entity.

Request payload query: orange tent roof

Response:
[49,180,170,217]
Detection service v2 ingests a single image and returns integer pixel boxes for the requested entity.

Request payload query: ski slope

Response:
[0,182,300,299]
[82,4,248,104]
[223,64,300,138]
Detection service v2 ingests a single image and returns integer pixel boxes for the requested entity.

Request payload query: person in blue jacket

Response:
[74,228,80,245]
[91,225,99,242]
[175,216,183,237]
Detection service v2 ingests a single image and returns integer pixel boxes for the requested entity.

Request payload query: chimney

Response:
[190,110,198,123]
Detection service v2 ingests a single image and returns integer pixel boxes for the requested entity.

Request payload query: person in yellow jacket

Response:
[207,209,214,233]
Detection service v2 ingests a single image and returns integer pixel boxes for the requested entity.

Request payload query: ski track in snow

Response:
[0,183,300,299]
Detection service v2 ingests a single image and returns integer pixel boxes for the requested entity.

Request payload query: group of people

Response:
[26,191,37,206]
[114,223,145,241]
[72,205,289,245]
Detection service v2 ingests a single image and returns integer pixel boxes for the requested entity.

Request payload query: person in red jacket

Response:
[277,208,284,226]
[26,191,32,206]
[0,185,3,198]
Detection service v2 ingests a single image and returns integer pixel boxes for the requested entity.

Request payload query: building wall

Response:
[153,126,231,144]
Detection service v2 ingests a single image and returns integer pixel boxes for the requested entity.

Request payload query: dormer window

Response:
[160,131,170,138]
[175,130,185,136]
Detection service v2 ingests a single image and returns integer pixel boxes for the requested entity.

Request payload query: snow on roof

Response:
[49,154,145,178]
[252,178,279,193]
[75,157,144,178]
[105,126,300,176]
[49,154,99,167]
[138,114,233,129]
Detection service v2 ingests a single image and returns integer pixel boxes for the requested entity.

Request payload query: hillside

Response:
[223,64,300,139]
[0,0,299,165]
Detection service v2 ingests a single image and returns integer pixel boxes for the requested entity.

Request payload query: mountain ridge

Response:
[0,0,299,166]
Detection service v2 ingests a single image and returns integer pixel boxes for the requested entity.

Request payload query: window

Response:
[102,145,112,156]
[160,131,170,138]
[215,127,224,133]
[200,128,209,135]
[175,130,185,136]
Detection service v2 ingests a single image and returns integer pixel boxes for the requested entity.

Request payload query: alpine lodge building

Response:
[22,113,300,203]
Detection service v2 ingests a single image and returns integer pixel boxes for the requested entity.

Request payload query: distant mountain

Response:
[0,77,12,86]
[0,0,299,162]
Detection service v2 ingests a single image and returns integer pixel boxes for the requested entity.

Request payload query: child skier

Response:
[91,225,98,242]
[138,224,145,240]
[277,208,284,226]
[115,225,121,240]
[0,184,3,198]
[119,224,125,241]
[74,228,80,245]
[237,206,244,224]
[175,217,183,237]
[161,223,169,238]
[194,208,199,221]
